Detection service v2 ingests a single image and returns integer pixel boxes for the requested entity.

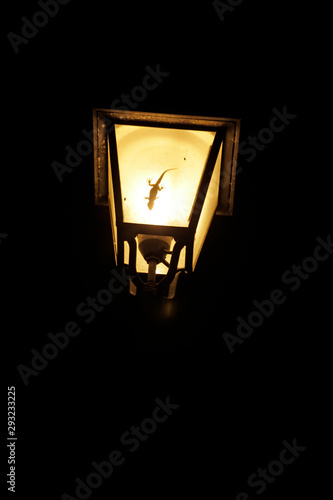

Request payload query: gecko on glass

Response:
[145,169,177,210]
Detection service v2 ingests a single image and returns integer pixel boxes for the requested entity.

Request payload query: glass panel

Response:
[192,141,223,269]
[124,240,129,265]
[115,124,216,227]
[107,135,118,264]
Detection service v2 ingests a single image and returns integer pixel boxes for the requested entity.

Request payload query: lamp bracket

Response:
[127,235,185,299]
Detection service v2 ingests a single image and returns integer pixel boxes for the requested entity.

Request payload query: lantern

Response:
[93,109,240,298]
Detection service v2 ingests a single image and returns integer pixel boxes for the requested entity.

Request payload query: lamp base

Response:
[138,235,172,264]
[128,235,184,299]
[138,235,172,295]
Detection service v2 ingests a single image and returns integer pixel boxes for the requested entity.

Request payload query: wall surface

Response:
[2,1,329,499]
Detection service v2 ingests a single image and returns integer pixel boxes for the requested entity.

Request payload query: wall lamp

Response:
[93,109,241,299]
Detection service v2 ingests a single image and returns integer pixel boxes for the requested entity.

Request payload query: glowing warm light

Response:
[94,108,241,299]
[115,125,216,227]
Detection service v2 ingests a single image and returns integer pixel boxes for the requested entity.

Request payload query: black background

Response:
[2,1,330,499]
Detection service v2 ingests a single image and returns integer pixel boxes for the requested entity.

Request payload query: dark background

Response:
[2,1,330,499]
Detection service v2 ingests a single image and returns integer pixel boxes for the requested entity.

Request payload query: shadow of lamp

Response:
[93,109,240,299]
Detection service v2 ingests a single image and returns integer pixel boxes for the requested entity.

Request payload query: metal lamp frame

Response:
[93,109,240,298]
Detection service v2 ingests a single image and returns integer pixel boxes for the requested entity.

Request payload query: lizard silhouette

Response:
[145,169,177,210]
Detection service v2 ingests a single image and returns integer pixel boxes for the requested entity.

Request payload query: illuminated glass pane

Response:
[107,135,118,264]
[192,141,223,269]
[115,124,216,227]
